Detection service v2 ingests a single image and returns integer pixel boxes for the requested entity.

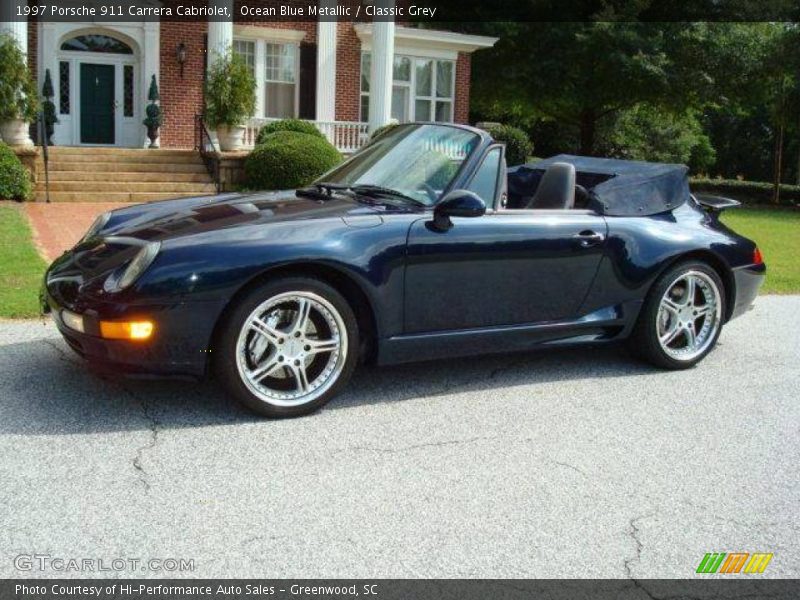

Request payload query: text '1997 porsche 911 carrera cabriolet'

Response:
[42,123,765,417]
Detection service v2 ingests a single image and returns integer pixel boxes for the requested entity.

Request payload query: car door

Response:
[403,147,608,334]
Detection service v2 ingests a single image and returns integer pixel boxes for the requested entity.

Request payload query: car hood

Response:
[98,190,383,242]
[45,191,390,303]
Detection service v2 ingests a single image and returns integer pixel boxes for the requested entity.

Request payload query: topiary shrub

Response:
[255,118,323,145]
[483,123,533,166]
[41,69,58,145]
[0,142,32,200]
[142,75,163,148]
[245,131,342,190]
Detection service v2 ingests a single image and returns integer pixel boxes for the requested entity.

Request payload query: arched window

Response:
[61,34,133,54]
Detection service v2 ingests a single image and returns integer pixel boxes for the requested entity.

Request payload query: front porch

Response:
[243,118,369,154]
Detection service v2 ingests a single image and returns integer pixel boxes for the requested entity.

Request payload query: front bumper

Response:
[43,285,226,379]
[730,262,766,321]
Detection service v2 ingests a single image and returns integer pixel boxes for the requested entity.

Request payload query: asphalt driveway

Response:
[0,296,798,579]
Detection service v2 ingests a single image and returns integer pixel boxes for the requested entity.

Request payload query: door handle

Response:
[573,230,605,247]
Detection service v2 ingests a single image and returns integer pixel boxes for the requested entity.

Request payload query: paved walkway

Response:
[24,202,131,262]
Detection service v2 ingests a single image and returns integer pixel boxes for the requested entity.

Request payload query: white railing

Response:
[244,118,370,154]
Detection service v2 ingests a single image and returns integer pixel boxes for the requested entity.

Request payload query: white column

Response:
[1,0,32,146]
[207,0,234,66]
[0,0,27,58]
[315,0,337,122]
[368,3,394,132]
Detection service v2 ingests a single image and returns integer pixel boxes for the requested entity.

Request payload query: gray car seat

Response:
[526,162,576,209]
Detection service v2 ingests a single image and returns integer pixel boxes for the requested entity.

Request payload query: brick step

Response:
[46,147,198,157]
[42,151,203,164]
[35,181,216,193]
[38,170,213,183]
[39,161,209,174]
[33,191,211,203]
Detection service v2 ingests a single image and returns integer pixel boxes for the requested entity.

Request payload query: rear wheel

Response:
[630,261,725,369]
[215,277,359,417]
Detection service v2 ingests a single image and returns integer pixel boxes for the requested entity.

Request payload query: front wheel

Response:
[215,277,359,417]
[629,261,726,369]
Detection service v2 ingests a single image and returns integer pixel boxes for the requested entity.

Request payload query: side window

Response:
[467,147,501,207]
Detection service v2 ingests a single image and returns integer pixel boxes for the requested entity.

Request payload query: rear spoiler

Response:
[693,193,741,214]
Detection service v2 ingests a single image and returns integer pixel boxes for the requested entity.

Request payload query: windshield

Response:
[315,124,481,206]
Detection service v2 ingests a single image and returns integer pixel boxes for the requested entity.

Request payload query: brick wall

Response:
[31,15,475,147]
[159,21,208,148]
[454,52,471,125]
[335,21,362,122]
[27,15,37,82]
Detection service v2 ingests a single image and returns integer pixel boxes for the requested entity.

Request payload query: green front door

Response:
[80,63,115,144]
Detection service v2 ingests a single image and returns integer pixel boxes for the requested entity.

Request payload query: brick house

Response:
[2,1,497,153]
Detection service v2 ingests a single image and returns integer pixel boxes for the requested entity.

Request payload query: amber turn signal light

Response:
[99,320,154,341]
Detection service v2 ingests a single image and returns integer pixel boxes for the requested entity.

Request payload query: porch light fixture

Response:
[176,42,187,77]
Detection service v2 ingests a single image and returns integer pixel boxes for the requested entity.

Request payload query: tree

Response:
[460,21,781,166]
[462,21,723,155]
[597,105,715,171]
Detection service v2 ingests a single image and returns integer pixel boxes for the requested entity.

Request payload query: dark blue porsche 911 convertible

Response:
[43,123,765,417]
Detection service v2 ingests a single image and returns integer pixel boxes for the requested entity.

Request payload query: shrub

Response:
[204,49,256,128]
[255,119,323,145]
[41,69,58,144]
[690,178,800,206]
[142,75,163,128]
[0,142,32,201]
[483,124,533,166]
[245,131,341,190]
[0,34,39,123]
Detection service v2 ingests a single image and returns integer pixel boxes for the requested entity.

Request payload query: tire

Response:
[629,260,726,370]
[214,276,359,418]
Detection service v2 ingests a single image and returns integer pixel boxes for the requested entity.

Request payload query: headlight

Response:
[82,211,111,241]
[110,241,161,291]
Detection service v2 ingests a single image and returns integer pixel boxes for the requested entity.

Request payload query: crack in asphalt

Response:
[345,435,492,455]
[623,512,660,599]
[118,385,160,492]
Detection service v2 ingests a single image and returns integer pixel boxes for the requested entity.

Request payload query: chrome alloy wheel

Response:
[656,270,722,362]
[235,292,347,407]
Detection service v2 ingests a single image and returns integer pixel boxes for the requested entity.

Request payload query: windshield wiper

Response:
[296,181,352,200]
[350,184,427,208]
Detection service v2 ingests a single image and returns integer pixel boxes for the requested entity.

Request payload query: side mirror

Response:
[431,190,486,231]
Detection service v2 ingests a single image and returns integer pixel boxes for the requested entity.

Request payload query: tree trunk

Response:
[796,134,800,185]
[578,109,596,156]
[772,122,784,205]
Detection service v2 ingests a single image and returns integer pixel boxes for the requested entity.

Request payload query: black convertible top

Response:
[511,154,690,216]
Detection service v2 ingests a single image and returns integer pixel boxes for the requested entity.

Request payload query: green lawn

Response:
[722,207,800,294]
[0,204,47,318]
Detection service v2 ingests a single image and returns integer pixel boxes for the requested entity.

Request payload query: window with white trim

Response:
[264,42,296,118]
[360,52,455,123]
[233,39,256,77]
[233,38,298,119]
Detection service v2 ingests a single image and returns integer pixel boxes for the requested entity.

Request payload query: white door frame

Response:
[39,20,160,148]
[61,51,137,147]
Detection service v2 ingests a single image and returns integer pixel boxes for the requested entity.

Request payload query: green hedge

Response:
[255,119,323,146]
[483,124,533,166]
[0,142,31,201]
[245,131,341,190]
[690,178,800,206]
